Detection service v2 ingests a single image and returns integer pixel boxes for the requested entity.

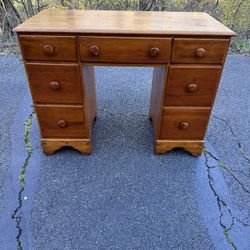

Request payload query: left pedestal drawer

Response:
[36,105,87,138]
[26,63,83,104]
[19,35,77,61]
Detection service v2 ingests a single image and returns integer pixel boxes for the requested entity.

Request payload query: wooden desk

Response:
[14,9,236,156]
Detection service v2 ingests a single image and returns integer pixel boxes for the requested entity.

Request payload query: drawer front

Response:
[36,106,87,138]
[79,36,171,63]
[26,63,83,104]
[172,38,229,64]
[164,65,222,106]
[19,35,77,61]
[160,107,211,140]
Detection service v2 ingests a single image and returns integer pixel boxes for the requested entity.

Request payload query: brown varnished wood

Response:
[14,10,235,156]
[155,140,204,156]
[17,32,232,39]
[19,35,77,61]
[41,139,91,155]
[79,36,171,63]
[25,63,83,104]
[149,66,168,139]
[13,9,236,37]
[82,63,166,67]
[172,38,229,64]
[35,105,87,138]
[164,65,222,106]
[160,107,211,140]
[82,65,97,136]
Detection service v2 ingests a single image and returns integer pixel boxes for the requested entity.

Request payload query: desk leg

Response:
[155,140,204,156]
[41,139,92,155]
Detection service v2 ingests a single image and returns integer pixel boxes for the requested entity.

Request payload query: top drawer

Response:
[19,35,77,61]
[79,36,171,64]
[172,38,229,64]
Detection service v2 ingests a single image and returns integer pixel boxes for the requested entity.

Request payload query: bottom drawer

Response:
[160,107,211,140]
[36,105,87,138]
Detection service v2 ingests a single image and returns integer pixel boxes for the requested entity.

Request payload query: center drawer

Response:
[36,105,87,138]
[26,63,83,104]
[79,36,171,63]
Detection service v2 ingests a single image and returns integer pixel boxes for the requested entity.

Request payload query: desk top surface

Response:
[14,9,236,36]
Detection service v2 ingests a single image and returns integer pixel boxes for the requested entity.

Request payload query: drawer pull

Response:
[195,48,206,58]
[43,44,54,56]
[49,81,61,90]
[89,45,100,56]
[57,120,68,128]
[179,122,189,130]
[187,83,197,92]
[150,47,160,57]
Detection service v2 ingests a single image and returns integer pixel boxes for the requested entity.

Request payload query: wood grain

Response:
[149,66,167,139]
[36,105,87,138]
[155,140,204,156]
[164,65,222,106]
[19,35,77,61]
[79,36,171,63]
[15,10,234,156]
[26,63,83,104]
[41,138,91,154]
[160,107,211,140]
[172,38,229,64]
[13,9,236,37]
[82,65,97,137]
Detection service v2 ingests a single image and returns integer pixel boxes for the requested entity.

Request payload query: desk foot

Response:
[155,140,204,157]
[41,139,92,155]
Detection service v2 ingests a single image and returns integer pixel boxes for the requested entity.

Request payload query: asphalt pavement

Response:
[0,55,249,250]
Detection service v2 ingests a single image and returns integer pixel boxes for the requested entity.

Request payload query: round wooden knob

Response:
[89,45,100,56]
[195,48,206,58]
[187,83,197,92]
[49,81,60,90]
[179,122,189,130]
[57,120,68,128]
[43,44,54,56]
[150,47,160,57]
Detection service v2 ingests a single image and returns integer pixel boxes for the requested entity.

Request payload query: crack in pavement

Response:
[203,145,250,250]
[203,115,250,249]
[212,115,250,164]
[203,149,237,250]
[205,150,250,195]
[11,110,35,250]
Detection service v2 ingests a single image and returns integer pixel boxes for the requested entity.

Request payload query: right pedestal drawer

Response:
[171,38,229,64]
[164,65,222,106]
[160,107,211,140]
